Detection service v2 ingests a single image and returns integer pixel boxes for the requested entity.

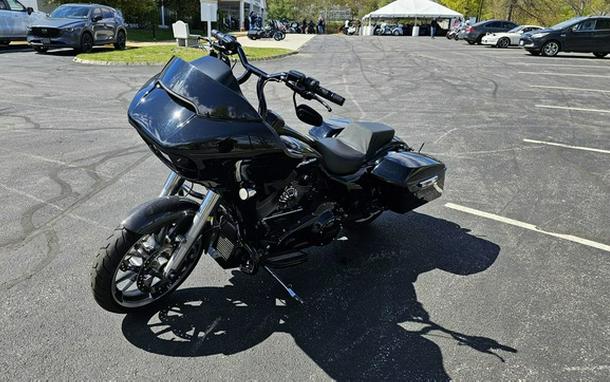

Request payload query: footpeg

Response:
[264,266,304,304]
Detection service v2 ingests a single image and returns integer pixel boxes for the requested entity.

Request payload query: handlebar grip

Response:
[315,86,346,106]
[211,29,225,40]
[211,29,237,48]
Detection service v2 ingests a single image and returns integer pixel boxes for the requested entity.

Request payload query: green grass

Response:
[76,45,293,64]
[126,28,205,42]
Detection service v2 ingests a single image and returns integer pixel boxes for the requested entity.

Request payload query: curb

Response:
[73,50,298,66]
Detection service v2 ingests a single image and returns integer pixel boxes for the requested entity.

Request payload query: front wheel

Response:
[497,37,510,48]
[541,41,559,57]
[593,52,608,58]
[114,30,126,50]
[34,46,48,53]
[91,222,205,313]
[467,40,475,45]
[273,31,285,41]
[79,32,93,53]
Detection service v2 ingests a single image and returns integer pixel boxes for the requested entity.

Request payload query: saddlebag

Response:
[371,151,446,213]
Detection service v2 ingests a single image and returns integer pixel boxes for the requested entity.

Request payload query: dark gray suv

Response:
[458,19,519,45]
[27,3,126,53]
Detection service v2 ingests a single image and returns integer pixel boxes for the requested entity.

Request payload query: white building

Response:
[211,0,267,31]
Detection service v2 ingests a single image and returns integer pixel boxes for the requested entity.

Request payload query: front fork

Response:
[159,171,220,278]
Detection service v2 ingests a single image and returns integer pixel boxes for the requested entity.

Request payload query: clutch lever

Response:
[311,93,332,112]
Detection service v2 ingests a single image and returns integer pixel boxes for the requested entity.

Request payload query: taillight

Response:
[466,26,474,33]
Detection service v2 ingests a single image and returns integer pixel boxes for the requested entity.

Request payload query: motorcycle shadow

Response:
[122,211,515,380]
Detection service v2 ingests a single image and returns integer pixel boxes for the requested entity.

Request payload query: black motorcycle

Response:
[90,31,446,313]
[247,20,285,41]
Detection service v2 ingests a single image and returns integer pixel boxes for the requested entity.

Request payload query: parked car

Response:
[482,25,544,48]
[26,3,127,53]
[519,16,610,57]
[459,19,518,45]
[0,0,43,45]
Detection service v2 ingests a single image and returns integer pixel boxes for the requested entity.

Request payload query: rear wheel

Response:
[34,46,48,53]
[0,40,10,46]
[593,52,608,58]
[114,30,126,50]
[273,31,285,41]
[497,37,510,48]
[467,40,475,45]
[91,221,205,313]
[541,41,559,57]
[79,32,93,53]
[393,30,400,36]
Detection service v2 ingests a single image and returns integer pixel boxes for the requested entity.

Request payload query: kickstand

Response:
[263,265,304,304]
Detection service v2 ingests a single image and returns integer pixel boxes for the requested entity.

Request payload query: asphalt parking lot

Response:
[1,36,609,380]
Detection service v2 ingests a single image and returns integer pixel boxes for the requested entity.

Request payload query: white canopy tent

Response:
[362,0,463,36]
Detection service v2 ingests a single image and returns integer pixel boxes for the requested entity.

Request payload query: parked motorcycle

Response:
[248,20,285,41]
[90,31,446,313]
[374,23,404,36]
[288,21,302,34]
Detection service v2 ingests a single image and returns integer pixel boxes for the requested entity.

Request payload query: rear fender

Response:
[121,196,200,235]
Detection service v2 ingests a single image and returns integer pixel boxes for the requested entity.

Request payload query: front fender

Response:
[121,196,200,235]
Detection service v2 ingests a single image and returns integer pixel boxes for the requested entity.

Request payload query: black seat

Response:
[315,121,395,175]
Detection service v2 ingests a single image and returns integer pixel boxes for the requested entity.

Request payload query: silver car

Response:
[27,3,127,53]
[0,0,43,46]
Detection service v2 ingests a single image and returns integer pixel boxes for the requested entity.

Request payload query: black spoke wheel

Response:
[91,222,206,313]
[79,32,93,53]
[114,30,126,50]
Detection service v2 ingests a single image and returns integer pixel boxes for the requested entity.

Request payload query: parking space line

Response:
[445,203,610,253]
[519,71,610,78]
[530,85,610,93]
[523,139,610,154]
[535,104,610,114]
[509,62,610,69]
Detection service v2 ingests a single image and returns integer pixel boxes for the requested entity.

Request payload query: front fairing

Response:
[128,57,286,183]
[128,57,282,155]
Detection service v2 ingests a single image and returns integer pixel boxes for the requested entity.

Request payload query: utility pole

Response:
[476,0,484,22]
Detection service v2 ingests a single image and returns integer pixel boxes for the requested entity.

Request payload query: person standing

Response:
[302,18,307,34]
[317,15,325,34]
[430,18,439,38]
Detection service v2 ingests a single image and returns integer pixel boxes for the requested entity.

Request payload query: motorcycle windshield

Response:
[158,57,261,122]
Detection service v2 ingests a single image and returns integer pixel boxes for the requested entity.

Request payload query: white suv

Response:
[0,0,43,45]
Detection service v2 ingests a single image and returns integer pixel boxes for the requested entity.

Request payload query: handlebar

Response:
[209,30,346,113]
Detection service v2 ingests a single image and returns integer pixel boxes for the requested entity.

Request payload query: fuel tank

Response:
[127,57,286,185]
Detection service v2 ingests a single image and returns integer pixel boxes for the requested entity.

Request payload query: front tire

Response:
[114,30,126,50]
[91,224,204,313]
[34,46,48,53]
[593,52,608,58]
[497,37,510,48]
[541,41,560,57]
[79,32,93,53]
